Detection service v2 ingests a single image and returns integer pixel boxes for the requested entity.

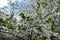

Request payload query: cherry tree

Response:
[0,0,60,40]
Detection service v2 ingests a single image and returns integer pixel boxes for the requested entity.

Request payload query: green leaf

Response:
[19,12,25,19]
[56,31,60,34]
[38,36,46,40]
[40,36,46,40]
[7,23,13,29]
[0,17,3,22]
[46,18,52,23]
[6,13,14,21]
[51,26,55,32]
[57,0,60,4]
[11,13,14,18]
[37,0,40,1]
[10,13,14,19]
[51,21,56,32]
[50,34,56,40]
[37,26,42,31]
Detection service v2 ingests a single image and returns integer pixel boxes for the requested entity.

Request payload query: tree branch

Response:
[0,30,25,40]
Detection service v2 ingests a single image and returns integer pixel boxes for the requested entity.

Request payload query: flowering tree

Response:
[0,0,60,40]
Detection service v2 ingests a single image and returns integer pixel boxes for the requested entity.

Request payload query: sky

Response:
[0,0,8,8]
[5,0,31,14]
[0,0,32,16]
[0,0,32,21]
[0,0,31,8]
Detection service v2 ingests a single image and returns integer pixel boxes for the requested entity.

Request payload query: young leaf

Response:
[57,0,60,4]
[10,13,14,19]
[46,18,52,23]
[50,34,56,40]
[11,13,14,18]
[40,36,46,40]
[37,26,42,31]
[19,12,25,19]
[7,23,13,29]
[38,36,46,40]
[0,17,3,22]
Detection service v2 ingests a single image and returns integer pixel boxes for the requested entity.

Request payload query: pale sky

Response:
[0,0,8,8]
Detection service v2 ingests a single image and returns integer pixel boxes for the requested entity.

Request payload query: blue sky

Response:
[0,0,33,21]
[0,0,32,21]
[0,0,31,15]
[0,0,8,8]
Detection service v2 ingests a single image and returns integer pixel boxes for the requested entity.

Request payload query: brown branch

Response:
[0,30,25,40]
